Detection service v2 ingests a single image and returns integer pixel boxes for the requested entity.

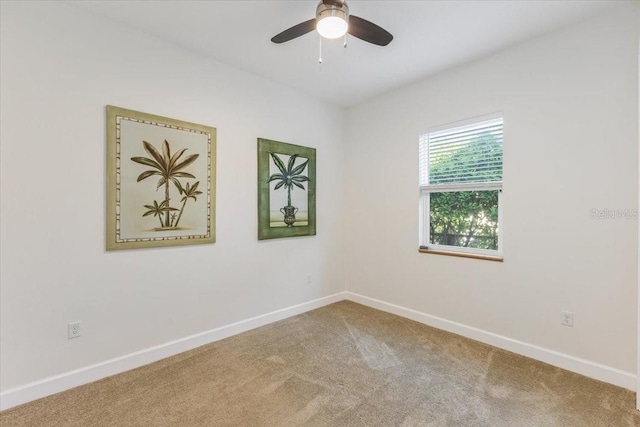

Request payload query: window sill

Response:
[418,247,503,262]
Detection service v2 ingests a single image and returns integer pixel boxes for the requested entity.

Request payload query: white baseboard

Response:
[345,292,637,392]
[2,290,635,411]
[0,292,347,411]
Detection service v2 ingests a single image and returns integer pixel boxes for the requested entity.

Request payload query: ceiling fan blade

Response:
[348,15,393,46]
[271,19,316,44]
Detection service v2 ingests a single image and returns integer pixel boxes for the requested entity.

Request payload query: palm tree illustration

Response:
[174,181,202,227]
[131,139,199,228]
[142,200,179,228]
[268,153,310,207]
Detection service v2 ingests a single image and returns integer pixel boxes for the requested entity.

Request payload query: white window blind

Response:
[419,117,503,187]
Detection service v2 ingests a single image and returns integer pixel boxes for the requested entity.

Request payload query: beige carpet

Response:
[1,301,639,426]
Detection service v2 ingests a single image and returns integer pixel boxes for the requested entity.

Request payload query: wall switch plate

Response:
[68,321,81,339]
[307,274,312,284]
[561,311,573,327]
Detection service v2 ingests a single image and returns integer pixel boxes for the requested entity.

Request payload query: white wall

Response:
[0,2,345,394]
[637,14,640,407]
[344,4,639,377]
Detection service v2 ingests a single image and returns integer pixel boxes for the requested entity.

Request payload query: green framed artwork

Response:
[258,138,316,240]
[106,105,216,250]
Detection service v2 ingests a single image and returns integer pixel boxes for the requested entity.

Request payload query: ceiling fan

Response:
[271,0,393,47]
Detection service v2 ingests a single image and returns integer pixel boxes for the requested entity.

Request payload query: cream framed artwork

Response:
[106,106,216,250]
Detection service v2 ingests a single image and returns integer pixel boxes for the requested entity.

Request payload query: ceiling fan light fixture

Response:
[271,0,392,47]
[316,2,349,39]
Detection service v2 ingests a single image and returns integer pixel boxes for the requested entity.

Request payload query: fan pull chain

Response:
[344,33,347,48]
[319,36,323,64]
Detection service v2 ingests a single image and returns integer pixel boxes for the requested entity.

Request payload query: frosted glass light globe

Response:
[317,16,348,39]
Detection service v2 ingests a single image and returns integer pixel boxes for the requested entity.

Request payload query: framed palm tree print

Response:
[106,106,216,250]
[258,138,316,240]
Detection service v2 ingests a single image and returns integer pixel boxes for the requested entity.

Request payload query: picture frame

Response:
[106,105,216,250]
[258,138,316,240]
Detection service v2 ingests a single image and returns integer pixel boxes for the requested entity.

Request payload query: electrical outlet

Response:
[68,321,81,339]
[307,274,312,284]
[561,311,573,327]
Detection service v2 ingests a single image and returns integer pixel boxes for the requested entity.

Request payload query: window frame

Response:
[419,113,504,259]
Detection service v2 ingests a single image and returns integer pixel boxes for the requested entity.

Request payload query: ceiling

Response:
[71,0,622,108]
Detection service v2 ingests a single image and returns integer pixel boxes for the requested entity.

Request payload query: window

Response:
[419,114,503,260]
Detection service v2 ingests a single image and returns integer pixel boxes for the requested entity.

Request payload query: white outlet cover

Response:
[68,321,81,339]
[561,311,573,327]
